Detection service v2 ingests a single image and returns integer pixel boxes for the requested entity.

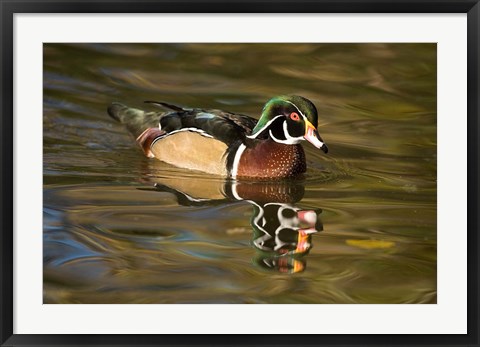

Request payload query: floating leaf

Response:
[346,239,395,249]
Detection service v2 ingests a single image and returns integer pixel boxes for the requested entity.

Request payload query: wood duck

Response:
[108,95,328,179]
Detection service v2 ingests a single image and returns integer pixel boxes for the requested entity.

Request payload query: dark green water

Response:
[43,43,436,304]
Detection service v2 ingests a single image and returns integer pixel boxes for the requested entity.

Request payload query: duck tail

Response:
[107,102,129,123]
[107,102,160,138]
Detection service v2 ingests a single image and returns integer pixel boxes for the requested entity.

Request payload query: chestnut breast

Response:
[236,141,306,179]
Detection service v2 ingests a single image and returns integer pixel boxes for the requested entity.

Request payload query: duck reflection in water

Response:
[143,178,323,274]
[250,201,322,273]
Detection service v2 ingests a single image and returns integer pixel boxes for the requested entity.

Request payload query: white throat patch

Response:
[269,120,303,145]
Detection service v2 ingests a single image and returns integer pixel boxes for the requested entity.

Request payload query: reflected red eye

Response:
[290,112,300,121]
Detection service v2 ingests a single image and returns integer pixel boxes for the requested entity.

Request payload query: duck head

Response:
[247,95,328,153]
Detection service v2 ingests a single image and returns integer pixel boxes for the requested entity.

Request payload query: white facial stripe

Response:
[282,120,304,142]
[269,129,302,145]
[283,100,306,119]
[231,143,246,178]
[283,120,291,138]
[246,115,283,139]
[268,121,303,145]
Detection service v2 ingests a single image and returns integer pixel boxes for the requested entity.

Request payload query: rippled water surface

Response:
[44,43,436,304]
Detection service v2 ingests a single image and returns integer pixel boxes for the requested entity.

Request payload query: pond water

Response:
[43,43,436,304]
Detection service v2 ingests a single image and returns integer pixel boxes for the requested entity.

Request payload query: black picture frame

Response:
[1,1,479,346]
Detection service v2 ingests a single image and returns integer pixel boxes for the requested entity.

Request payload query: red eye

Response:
[290,112,300,121]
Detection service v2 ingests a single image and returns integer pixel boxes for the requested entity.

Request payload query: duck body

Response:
[108,96,328,179]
